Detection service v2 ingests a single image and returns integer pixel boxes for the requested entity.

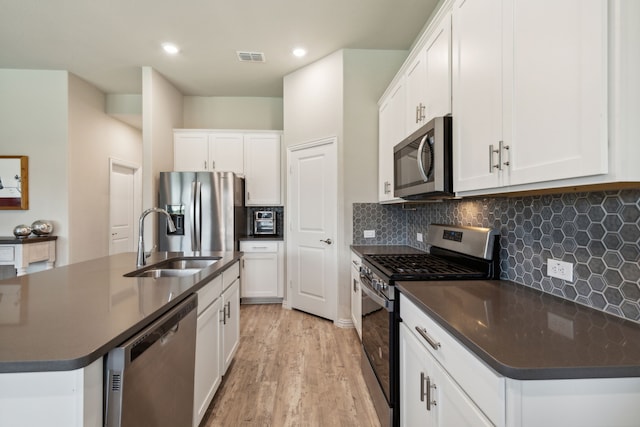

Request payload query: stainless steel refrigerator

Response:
[158,171,245,252]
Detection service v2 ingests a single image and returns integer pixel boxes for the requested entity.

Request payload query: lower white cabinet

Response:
[350,250,362,340]
[239,241,284,301]
[400,322,492,427]
[221,277,240,375]
[193,261,240,427]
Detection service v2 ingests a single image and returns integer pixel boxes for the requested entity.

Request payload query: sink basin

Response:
[124,257,220,278]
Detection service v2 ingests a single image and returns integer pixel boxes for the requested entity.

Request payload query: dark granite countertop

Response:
[0,235,58,244]
[398,280,640,380]
[350,245,425,258]
[0,251,242,373]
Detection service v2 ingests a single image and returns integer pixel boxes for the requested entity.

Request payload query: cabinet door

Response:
[244,133,281,205]
[350,260,362,340]
[452,0,503,192]
[405,51,428,134]
[400,323,438,427]
[378,79,406,203]
[504,0,608,186]
[241,252,278,298]
[424,11,452,122]
[400,323,493,427]
[174,132,209,171]
[221,279,240,375]
[208,133,244,174]
[193,297,222,427]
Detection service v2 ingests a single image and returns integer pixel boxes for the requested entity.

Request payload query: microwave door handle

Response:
[417,135,429,182]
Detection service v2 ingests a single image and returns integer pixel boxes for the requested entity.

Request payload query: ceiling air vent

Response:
[237,51,266,63]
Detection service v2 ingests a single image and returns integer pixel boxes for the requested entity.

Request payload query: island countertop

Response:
[0,251,242,373]
[398,280,640,380]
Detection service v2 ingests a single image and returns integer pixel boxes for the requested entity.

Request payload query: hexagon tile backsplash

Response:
[353,189,640,323]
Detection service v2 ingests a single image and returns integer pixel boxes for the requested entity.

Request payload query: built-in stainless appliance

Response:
[158,171,245,252]
[254,210,276,235]
[360,224,499,427]
[393,116,452,200]
[104,294,198,427]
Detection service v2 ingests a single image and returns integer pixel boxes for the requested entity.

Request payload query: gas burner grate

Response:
[367,254,484,277]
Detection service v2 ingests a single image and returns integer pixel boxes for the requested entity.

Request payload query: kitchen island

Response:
[0,251,242,427]
[398,280,640,426]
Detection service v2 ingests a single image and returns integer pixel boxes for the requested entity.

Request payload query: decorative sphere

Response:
[31,220,54,236]
[13,224,32,238]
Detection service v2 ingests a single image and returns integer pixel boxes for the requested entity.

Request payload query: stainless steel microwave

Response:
[393,116,453,200]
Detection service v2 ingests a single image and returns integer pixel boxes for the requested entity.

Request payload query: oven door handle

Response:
[361,279,394,312]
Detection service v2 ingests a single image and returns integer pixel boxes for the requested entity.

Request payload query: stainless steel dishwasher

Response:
[105,293,198,427]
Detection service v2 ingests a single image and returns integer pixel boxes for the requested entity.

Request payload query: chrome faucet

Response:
[137,208,176,268]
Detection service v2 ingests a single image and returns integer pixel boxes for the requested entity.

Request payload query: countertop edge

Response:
[398,282,640,380]
[0,252,243,374]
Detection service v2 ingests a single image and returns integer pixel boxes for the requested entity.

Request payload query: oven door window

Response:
[361,282,392,403]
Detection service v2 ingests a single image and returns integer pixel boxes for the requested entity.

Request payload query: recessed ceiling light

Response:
[162,43,180,55]
[292,47,307,58]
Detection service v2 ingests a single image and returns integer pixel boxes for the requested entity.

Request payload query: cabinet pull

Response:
[420,372,427,403]
[489,144,500,172]
[416,105,420,123]
[384,181,391,194]
[226,301,231,319]
[500,140,510,167]
[419,103,426,122]
[353,278,357,292]
[220,308,226,325]
[415,326,441,350]
[426,375,437,411]
[204,161,207,169]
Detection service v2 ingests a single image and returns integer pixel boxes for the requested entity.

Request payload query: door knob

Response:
[320,238,333,245]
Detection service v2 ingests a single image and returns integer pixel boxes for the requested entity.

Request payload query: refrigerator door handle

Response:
[192,181,202,251]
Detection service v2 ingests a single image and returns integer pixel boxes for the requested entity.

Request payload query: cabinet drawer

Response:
[197,275,222,315]
[222,261,240,290]
[0,247,15,262]
[350,250,361,270]
[240,241,278,253]
[400,293,505,426]
[27,243,50,262]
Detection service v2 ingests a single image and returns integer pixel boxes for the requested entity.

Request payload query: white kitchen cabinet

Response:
[240,240,284,301]
[173,130,244,174]
[244,133,282,205]
[350,250,362,340]
[378,78,405,203]
[208,132,244,174]
[453,0,608,194]
[220,261,240,375]
[173,131,209,171]
[193,276,223,427]
[400,323,493,427]
[405,10,452,134]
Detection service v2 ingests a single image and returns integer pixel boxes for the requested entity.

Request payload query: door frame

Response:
[109,157,142,255]
[286,136,338,322]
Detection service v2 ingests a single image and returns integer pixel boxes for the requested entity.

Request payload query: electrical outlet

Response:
[417,233,423,242]
[547,259,574,282]
[364,230,375,238]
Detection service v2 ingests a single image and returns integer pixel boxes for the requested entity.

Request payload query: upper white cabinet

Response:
[174,130,282,205]
[209,132,244,174]
[453,0,609,194]
[244,133,282,206]
[378,78,406,203]
[173,130,243,174]
[378,6,452,203]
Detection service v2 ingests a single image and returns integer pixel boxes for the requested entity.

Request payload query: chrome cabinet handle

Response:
[226,301,231,319]
[489,144,500,172]
[384,181,391,194]
[220,308,226,325]
[500,140,510,167]
[415,326,441,350]
[420,373,437,411]
[320,238,333,245]
[426,375,436,411]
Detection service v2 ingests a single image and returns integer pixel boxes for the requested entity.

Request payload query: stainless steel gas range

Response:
[359,224,499,427]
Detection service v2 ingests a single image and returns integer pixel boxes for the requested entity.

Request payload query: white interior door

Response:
[287,138,337,321]
[109,159,141,255]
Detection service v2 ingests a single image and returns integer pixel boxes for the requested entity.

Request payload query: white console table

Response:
[0,236,57,276]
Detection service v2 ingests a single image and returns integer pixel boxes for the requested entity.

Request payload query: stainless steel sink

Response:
[124,257,220,278]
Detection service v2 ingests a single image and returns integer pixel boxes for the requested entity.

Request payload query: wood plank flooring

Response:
[201,304,381,427]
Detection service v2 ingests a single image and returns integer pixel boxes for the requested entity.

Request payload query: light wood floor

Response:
[201,304,381,427]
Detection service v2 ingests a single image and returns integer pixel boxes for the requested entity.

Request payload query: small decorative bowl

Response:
[31,220,54,236]
[13,224,32,238]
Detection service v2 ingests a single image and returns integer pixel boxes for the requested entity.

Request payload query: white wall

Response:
[283,49,407,324]
[141,67,183,241]
[68,74,142,263]
[0,69,70,266]
[183,96,283,130]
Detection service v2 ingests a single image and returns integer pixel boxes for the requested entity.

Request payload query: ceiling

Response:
[0,0,440,97]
